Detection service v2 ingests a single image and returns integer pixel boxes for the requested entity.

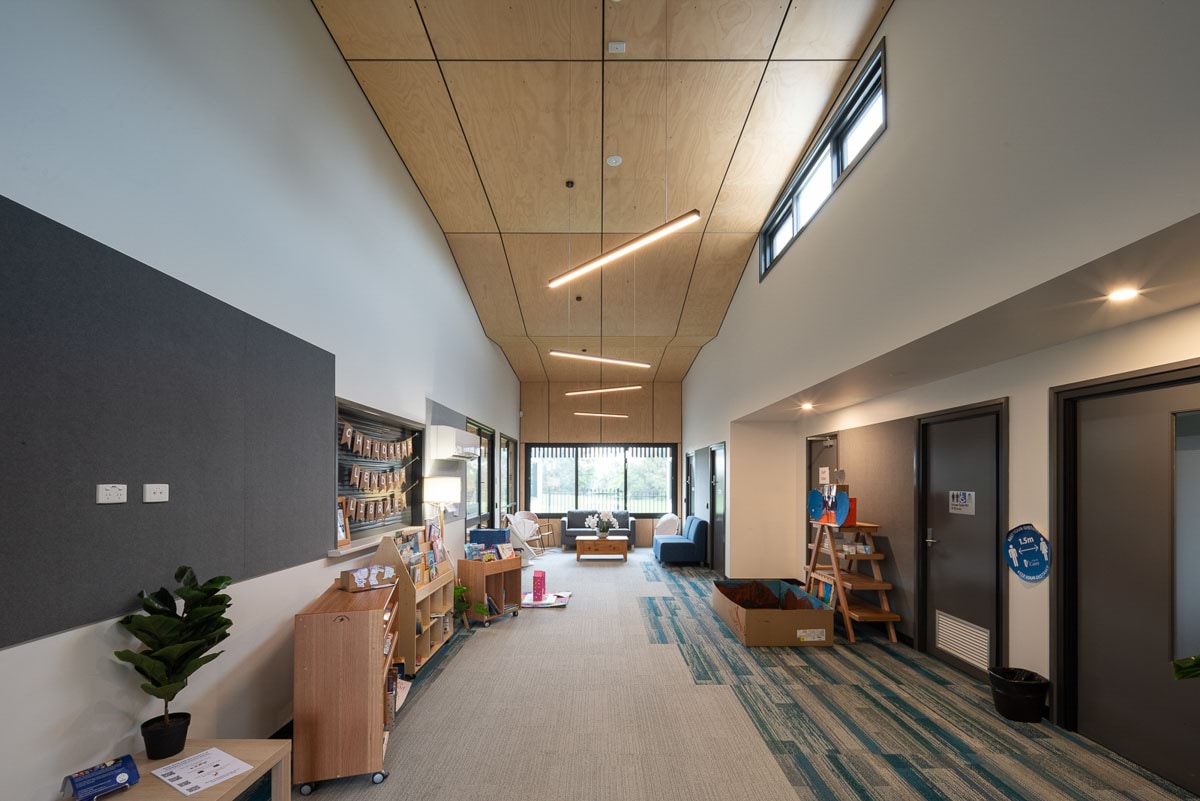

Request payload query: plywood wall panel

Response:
[548,382,603,441]
[653,382,683,442]
[601,384,654,442]
[352,61,495,233]
[520,382,549,441]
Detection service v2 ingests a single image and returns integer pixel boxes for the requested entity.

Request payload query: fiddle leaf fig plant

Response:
[114,566,233,722]
[1173,655,1200,680]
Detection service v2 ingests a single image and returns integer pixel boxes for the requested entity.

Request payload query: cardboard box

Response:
[711,580,834,647]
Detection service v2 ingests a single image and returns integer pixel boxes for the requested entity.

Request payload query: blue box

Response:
[469,528,510,547]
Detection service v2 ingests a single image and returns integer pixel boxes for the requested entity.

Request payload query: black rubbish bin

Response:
[987,667,1049,722]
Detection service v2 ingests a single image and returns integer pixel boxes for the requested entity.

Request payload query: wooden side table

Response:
[576,535,628,561]
[123,739,290,800]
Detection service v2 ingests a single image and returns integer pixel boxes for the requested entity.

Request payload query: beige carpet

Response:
[300,548,802,800]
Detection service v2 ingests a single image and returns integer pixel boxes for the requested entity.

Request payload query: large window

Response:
[761,41,886,277]
[526,444,676,516]
[466,420,494,526]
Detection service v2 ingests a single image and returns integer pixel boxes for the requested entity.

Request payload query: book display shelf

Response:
[457,556,521,627]
[292,537,454,794]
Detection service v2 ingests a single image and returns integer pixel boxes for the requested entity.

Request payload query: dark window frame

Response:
[465,419,495,527]
[523,443,678,518]
[760,39,887,279]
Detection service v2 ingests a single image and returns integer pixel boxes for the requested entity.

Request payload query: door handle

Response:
[926,528,938,546]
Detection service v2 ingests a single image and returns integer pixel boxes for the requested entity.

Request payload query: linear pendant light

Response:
[548,350,652,369]
[563,384,643,397]
[547,209,701,288]
[573,412,629,419]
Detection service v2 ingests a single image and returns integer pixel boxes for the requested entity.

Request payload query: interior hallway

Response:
[307,550,1194,801]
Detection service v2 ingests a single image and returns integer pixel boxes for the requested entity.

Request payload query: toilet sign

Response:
[949,490,975,515]
[1005,524,1051,582]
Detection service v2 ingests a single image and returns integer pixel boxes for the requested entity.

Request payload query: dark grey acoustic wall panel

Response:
[836,418,918,638]
[0,196,335,648]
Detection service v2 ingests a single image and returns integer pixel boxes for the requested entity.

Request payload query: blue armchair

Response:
[653,515,708,565]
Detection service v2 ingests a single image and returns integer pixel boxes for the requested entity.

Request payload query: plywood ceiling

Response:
[316,0,890,383]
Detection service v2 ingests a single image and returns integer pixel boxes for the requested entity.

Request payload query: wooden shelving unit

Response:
[805,520,900,643]
[457,557,522,627]
[292,537,454,793]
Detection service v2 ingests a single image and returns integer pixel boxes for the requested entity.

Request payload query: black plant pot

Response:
[987,668,1049,723]
[141,712,191,760]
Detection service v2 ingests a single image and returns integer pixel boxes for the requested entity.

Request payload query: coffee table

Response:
[576,535,628,561]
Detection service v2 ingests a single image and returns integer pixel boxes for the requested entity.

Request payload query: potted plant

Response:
[584,511,617,539]
[1174,655,1200,680]
[453,583,489,629]
[114,566,233,759]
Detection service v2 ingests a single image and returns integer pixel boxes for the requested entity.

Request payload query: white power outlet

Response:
[96,484,127,504]
[143,483,170,503]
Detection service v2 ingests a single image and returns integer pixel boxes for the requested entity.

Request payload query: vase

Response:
[595,528,609,539]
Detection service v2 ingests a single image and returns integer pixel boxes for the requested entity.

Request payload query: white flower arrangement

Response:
[584,510,618,533]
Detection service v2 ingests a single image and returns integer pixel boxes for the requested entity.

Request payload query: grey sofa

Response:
[559,510,634,551]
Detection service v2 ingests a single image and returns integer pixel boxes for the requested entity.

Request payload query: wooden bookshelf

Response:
[292,537,453,793]
[457,556,522,627]
[805,520,900,643]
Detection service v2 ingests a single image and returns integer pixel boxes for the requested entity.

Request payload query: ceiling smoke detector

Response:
[606,154,623,167]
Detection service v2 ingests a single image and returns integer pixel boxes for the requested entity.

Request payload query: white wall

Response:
[727,422,801,578]
[684,0,1200,453]
[797,303,1200,675]
[0,2,517,797]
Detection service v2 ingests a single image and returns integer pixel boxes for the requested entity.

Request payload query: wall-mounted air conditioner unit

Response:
[428,425,480,461]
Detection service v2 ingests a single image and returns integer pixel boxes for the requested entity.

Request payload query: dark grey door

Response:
[695,446,711,564]
[711,443,726,576]
[1075,383,1200,794]
[685,452,696,517]
[922,412,999,674]
[808,436,838,491]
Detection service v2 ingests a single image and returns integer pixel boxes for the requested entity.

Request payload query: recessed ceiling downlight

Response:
[606,154,623,167]
[1107,287,1140,302]
[800,402,814,411]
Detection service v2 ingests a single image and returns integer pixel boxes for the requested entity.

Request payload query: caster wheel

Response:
[371,771,389,784]
[513,610,519,617]
[298,783,316,796]
[483,621,490,628]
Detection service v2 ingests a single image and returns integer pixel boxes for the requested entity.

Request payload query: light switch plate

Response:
[143,483,169,503]
[96,484,127,504]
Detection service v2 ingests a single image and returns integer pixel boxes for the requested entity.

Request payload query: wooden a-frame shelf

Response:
[805,520,900,643]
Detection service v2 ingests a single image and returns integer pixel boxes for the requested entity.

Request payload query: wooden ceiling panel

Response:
[314,0,433,59]
[654,345,702,381]
[708,60,851,232]
[495,337,547,381]
[604,61,765,232]
[652,382,683,442]
[605,0,788,60]
[773,0,890,60]
[601,232,701,337]
[664,0,788,59]
[444,62,602,233]
[666,61,766,226]
[675,233,756,338]
[504,234,602,337]
[444,234,524,338]
[352,61,495,233]
[602,62,668,234]
[418,0,602,60]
